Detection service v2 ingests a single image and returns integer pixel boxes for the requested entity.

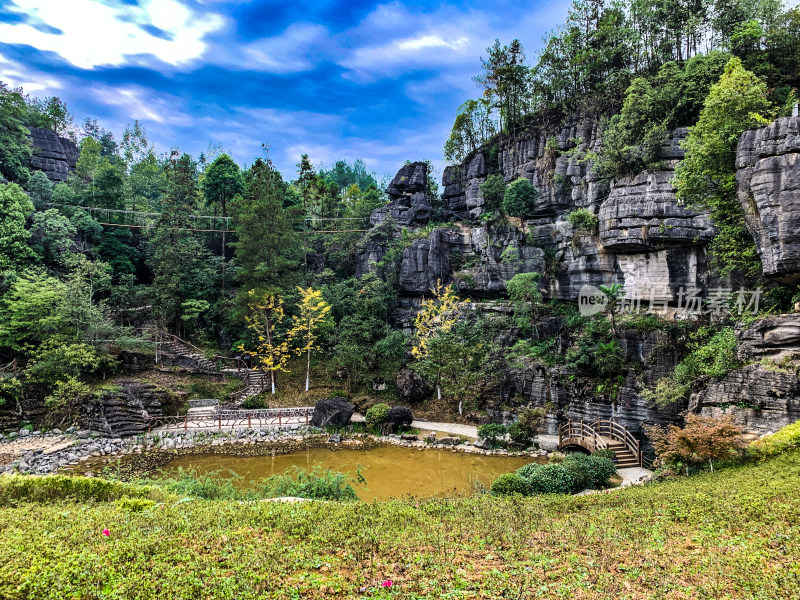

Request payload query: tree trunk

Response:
[437,385,442,401]
[305,347,311,392]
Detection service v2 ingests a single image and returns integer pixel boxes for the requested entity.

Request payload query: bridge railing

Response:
[558,420,608,453]
[148,407,315,432]
[592,419,642,466]
[558,418,643,466]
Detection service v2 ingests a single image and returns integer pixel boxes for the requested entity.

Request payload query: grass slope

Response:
[1,453,799,599]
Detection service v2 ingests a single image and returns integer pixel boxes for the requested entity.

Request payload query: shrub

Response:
[593,448,617,461]
[645,414,744,473]
[567,208,599,234]
[563,453,617,490]
[479,173,506,212]
[507,421,531,446]
[0,475,169,506]
[516,462,541,479]
[526,463,574,495]
[490,472,529,496]
[158,468,245,500]
[477,423,507,447]
[384,406,413,430]
[749,420,800,458]
[116,496,156,512]
[366,403,390,427]
[260,466,358,501]
[502,178,538,218]
[561,453,593,491]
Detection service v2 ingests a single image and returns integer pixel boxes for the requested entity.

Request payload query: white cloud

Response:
[396,34,469,52]
[0,0,225,70]
[0,52,63,93]
[91,85,191,126]
[242,24,330,74]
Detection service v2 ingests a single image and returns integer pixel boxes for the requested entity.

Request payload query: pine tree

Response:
[231,157,300,294]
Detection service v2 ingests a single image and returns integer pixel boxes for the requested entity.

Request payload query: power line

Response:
[48,203,371,234]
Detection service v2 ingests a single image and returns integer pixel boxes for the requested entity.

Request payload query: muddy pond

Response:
[159,444,540,501]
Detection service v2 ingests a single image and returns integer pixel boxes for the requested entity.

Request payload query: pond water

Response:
[159,445,540,501]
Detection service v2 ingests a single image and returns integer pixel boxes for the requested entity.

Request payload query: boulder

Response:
[385,406,413,430]
[310,397,354,428]
[396,368,430,403]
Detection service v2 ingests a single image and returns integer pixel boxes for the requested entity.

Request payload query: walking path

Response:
[352,414,561,450]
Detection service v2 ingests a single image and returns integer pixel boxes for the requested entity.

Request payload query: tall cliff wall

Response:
[355,114,800,439]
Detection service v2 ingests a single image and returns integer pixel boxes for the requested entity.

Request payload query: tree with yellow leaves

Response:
[289,286,331,392]
[411,280,464,401]
[238,289,291,395]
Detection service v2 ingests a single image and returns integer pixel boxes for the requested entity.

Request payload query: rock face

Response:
[396,367,430,403]
[692,364,800,435]
[370,161,432,226]
[380,121,725,302]
[27,127,79,183]
[310,397,354,428]
[737,314,800,362]
[736,115,800,282]
[80,381,167,436]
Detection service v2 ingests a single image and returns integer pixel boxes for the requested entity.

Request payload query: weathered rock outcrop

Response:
[737,115,800,282]
[692,364,800,434]
[27,126,79,183]
[599,130,715,253]
[425,120,722,301]
[370,161,432,226]
[738,314,800,362]
[80,381,167,436]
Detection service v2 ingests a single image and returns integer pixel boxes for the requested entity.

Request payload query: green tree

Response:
[506,272,543,329]
[443,98,498,163]
[474,39,530,134]
[232,157,300,294]
[479,174,506,213]
[30,209,79,267]
[0,82,31,183]
[674,57,771,277]
[598,283,625,336]
[148,153,204,331]
[0,271,67,351]
[0,183,35,272]
[502,178,538,222]
[202,153,243,261]
[27,170,53,208]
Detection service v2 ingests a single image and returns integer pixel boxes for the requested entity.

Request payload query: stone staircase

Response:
[225,368,269,403]
[158,334,268,404]
[160,337,217,372]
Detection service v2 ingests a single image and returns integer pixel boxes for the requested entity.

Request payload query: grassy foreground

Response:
[1,454,799,599]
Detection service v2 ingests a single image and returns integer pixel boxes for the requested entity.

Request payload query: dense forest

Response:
[1,0,799,427]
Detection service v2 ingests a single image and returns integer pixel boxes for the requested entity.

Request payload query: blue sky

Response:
[0,0,570,180]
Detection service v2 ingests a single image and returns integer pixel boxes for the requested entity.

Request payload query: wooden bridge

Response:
[148,407,315,432]
[558,419,642,468]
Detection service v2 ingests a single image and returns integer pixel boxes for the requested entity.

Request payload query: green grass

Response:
[1,453,799,598]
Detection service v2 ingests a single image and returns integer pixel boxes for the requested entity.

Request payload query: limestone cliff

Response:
[27,126,79,183]
[354,113,800,439]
